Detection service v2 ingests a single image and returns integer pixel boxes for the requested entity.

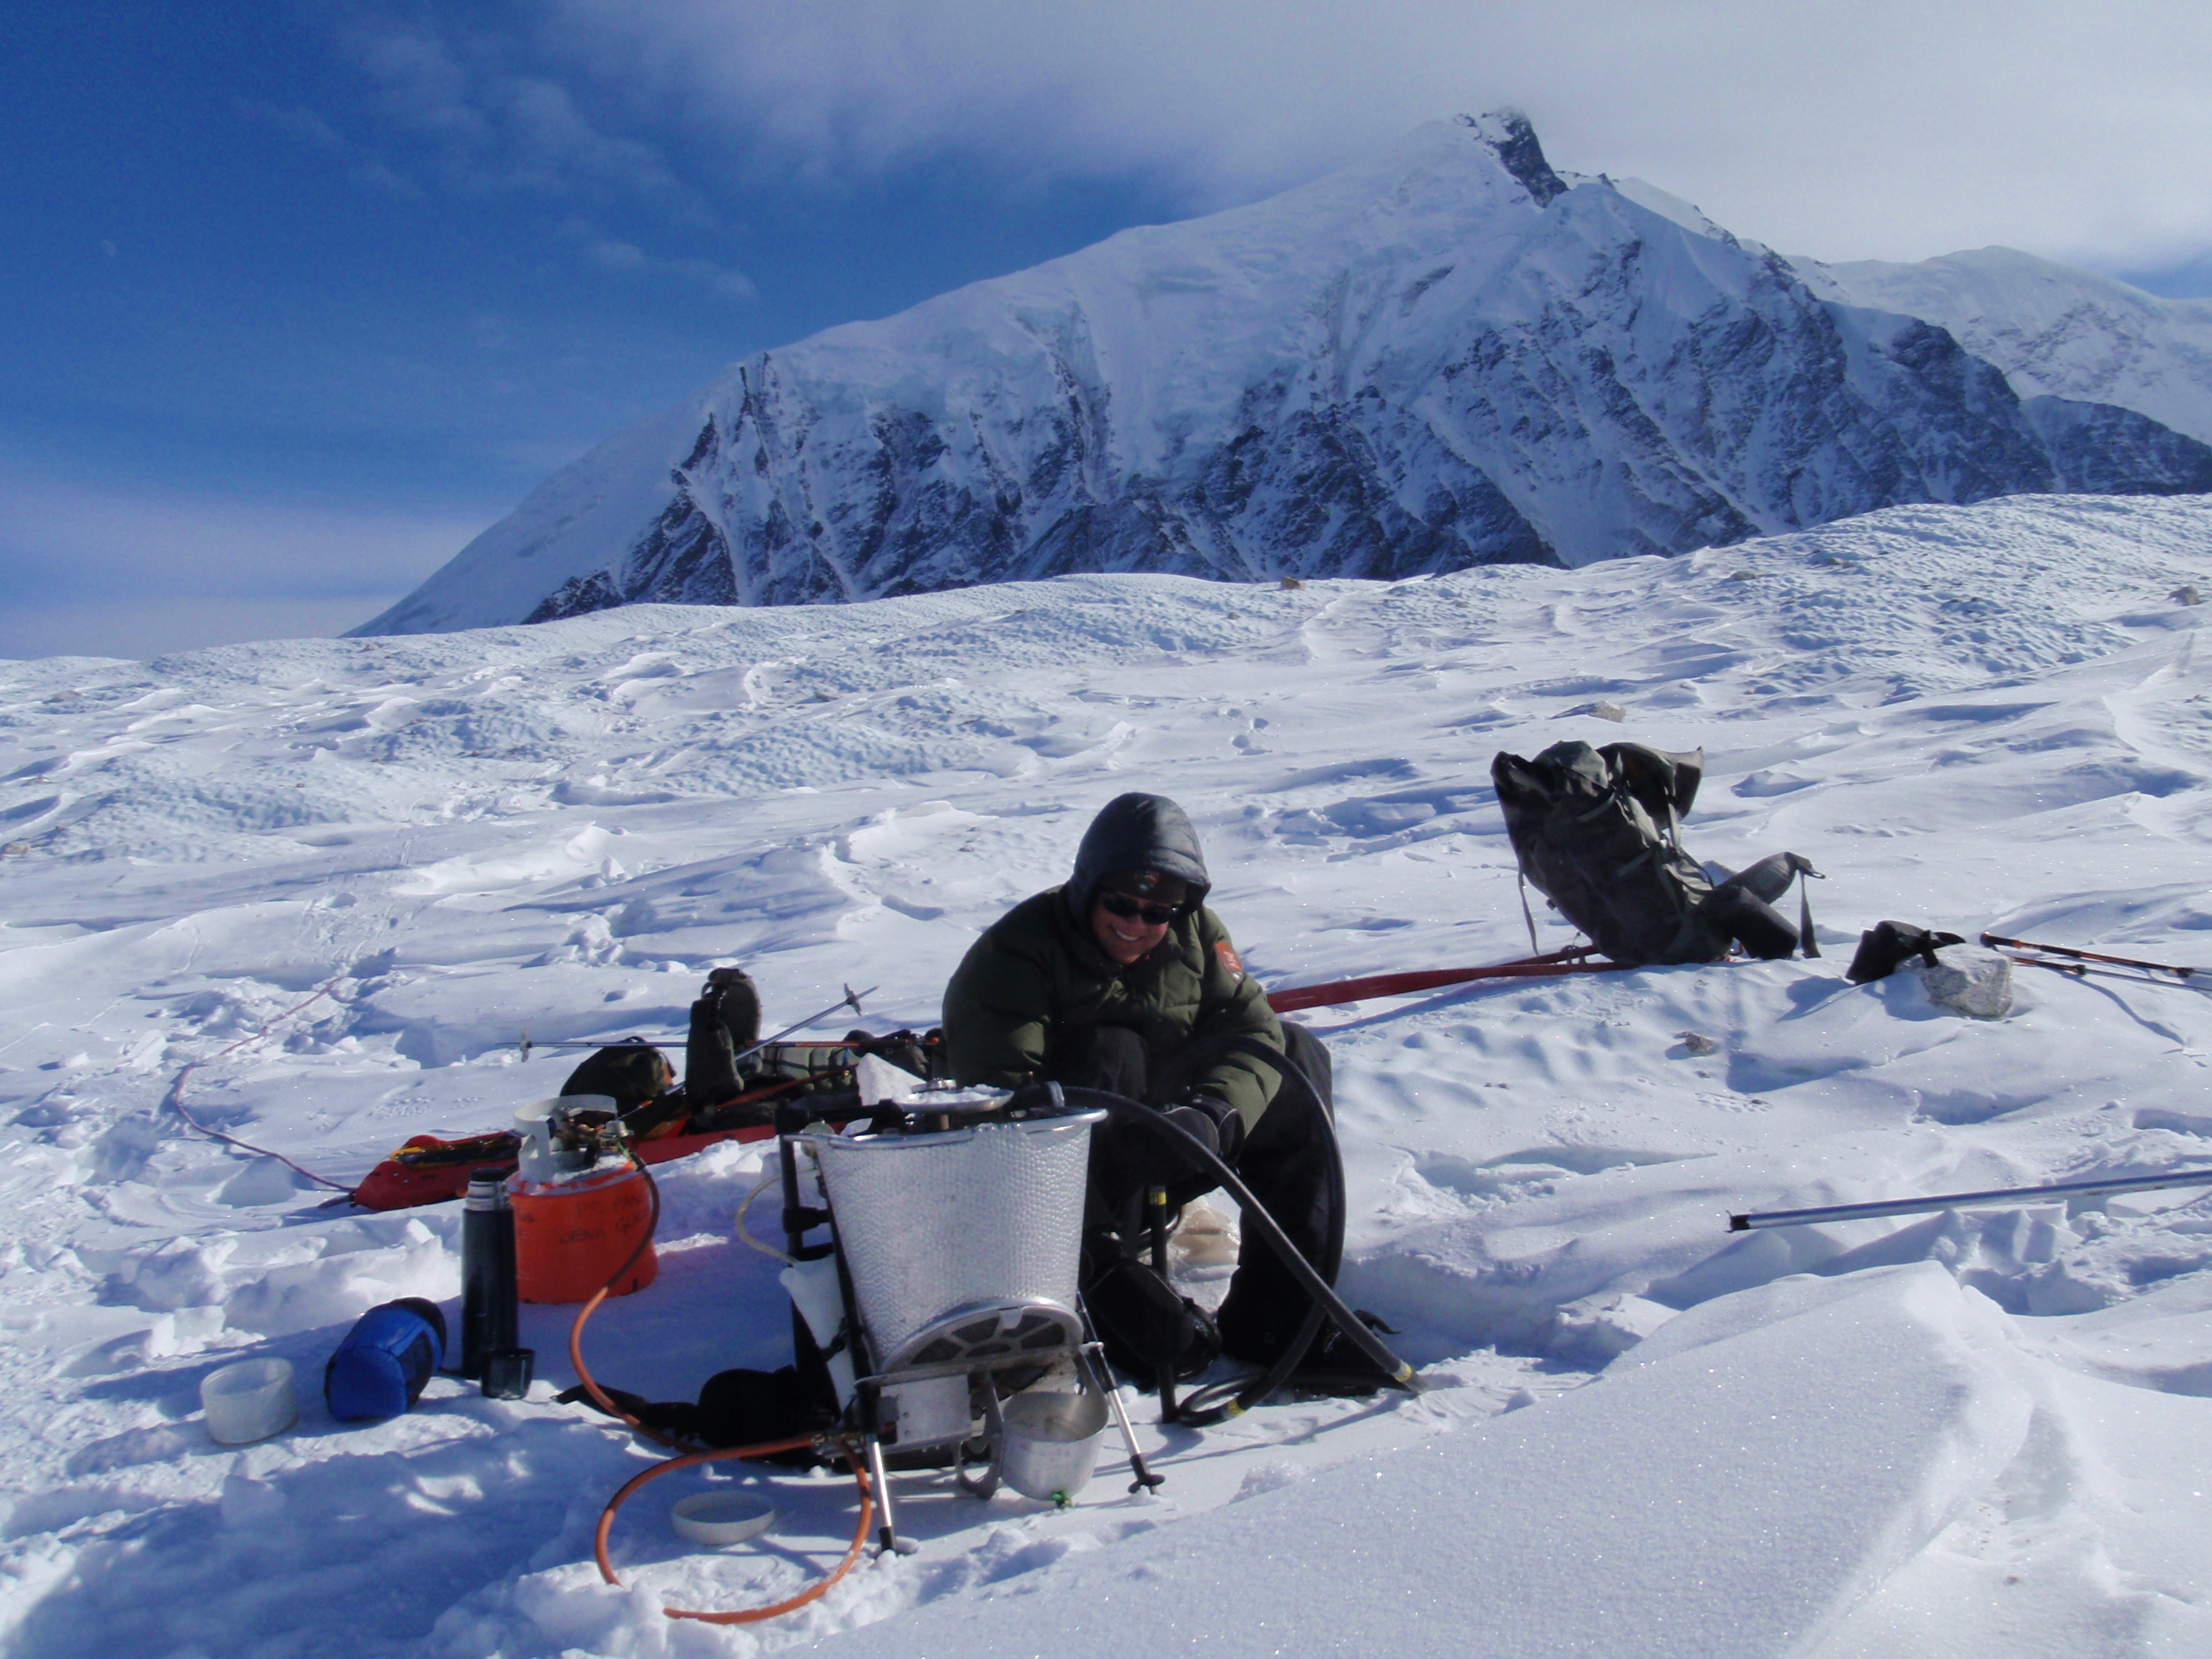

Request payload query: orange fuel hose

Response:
[566,1158,689,1449]
[592,1437,876,1625]
[572,1152,877,1623]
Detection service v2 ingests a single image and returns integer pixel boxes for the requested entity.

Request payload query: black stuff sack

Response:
[1491,740,1823,967]
[561,1041,674,1114]
[326,1298,446,1421]
[684,966,765,1108]
[555,1364,836,1463]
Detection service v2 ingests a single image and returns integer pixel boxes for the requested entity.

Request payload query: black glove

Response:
[1158,1090,1244,1169]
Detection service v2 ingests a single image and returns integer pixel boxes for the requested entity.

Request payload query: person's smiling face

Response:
[1091,886,1176,965]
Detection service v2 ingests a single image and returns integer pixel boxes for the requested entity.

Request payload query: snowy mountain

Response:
[7,492,2212,1654]
[1792,247,2212,446]
[355,115,2212,635]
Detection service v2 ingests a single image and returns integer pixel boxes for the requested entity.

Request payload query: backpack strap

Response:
[1791,857,1825,958]
[1518,869,1540,956]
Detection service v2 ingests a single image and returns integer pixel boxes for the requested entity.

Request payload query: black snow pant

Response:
[1045,1022,1343,1366]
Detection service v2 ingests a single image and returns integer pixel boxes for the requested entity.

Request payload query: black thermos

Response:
[460,1171,519,1381]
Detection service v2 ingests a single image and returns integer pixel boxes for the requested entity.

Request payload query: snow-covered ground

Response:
[4,492,2211,1657]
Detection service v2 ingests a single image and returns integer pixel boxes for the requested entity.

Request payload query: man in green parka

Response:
[943,793,1347,1377]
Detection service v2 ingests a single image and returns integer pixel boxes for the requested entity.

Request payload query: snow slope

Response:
[355,115,2212,635]
[1795,248,2212,447]
[5,492,2212,1655]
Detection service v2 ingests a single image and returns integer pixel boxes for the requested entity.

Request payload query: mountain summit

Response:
[359,114,2212,634]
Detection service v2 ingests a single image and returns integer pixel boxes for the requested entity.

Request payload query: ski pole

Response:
[731,984,875,1070]
[2001,953,2184,989]
[1979,934,2199,980]
[1729,1165,2212,1232]
[518,1033,681,1059]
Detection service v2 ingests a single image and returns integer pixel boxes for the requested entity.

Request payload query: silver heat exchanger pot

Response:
[801,1102,1104,1373]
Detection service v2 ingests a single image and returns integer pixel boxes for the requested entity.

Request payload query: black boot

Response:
[1081,1233,1221,1382]
[1284,1313,1402,1397]
[685,967,763,1108]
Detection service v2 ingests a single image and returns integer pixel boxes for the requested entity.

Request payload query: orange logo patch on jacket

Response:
[1215,940,1245,979]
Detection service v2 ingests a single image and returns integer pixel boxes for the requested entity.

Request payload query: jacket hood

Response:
[1063,793,1212,926]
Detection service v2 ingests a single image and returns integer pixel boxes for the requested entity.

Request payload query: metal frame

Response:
[777,1120,1160,1557]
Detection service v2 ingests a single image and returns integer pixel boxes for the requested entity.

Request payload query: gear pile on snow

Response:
[348,969,947,1210]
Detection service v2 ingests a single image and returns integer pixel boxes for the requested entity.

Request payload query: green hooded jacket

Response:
[940,794,1285,1129]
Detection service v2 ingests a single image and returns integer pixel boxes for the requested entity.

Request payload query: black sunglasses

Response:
[1098,891,1179,927]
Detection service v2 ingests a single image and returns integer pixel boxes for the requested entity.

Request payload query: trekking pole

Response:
[1147,1185,1178,1423]
[518,1032,680,1060]
[1729,1166,2212,1232]
[1980,934,2201,982]
[2002,954,2185,990]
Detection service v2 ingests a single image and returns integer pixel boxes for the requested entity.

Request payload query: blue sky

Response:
[5,1,2209,660]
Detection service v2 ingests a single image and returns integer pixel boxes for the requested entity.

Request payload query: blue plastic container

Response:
[324,1298,446,1421]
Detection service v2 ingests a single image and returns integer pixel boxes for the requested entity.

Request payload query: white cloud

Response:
[0,595,416,665]
[532,0,2212,269]
[241,98,427,199]
[342,18,702,209]
[561,218,757,300]
[0,468,494,659]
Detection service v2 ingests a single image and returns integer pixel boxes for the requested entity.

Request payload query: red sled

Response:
[349,1119,786,1212]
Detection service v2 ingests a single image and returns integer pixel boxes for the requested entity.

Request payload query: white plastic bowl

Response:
[201,1357,298,1446]
[670,1490,779,1547]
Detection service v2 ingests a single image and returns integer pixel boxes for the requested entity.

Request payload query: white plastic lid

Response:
[670,1490,779,1547]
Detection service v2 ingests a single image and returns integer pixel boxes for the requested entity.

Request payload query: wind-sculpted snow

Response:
[4,494,2212,1655]
[818,1267,2037,1659]
[357,116,2212,636]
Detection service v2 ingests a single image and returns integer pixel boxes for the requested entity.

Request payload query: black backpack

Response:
[1490,741,1821,967]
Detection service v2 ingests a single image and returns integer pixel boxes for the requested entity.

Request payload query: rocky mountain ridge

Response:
[1790,246,2212,447]
[357,113,2212,634]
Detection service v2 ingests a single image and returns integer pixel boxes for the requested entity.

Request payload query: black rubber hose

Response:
[1173,1301,1327,1426]
[1058,1045,1421,1407]
[1151,1032,1343,1424]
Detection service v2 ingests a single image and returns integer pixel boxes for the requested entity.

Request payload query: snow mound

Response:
[819,1265,2031,1658]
